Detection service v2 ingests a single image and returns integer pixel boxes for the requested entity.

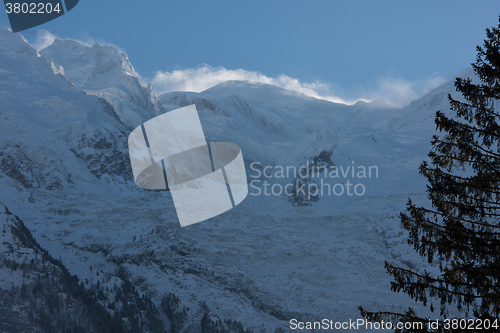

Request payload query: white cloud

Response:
[151,65,447,107]
[31,29,58,51]
[151,65,349,104]
[368,75,447,107]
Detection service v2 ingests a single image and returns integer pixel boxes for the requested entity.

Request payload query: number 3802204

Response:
[5,3,62,14]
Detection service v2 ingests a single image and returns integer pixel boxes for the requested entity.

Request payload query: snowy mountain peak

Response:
[42,39,139,88]
[203,80,339,104]
[354,98,398,109]
[50,38,88,53]
[40,38,163,129]
[89,42,138,80]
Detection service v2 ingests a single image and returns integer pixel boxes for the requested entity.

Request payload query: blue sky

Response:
[1,1,499,106]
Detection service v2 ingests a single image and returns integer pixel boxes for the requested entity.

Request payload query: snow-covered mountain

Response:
[0,26,134,192]
[40,38,163,129]
[0,26,470,332]
[0,201,166,332]
[160,80,403,170]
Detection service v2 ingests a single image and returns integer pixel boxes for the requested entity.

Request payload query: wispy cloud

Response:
[366,75,447,107]
[30,29,58,51]
[151,65,349,104]
[29,29,116,51]
[151,65,446,107]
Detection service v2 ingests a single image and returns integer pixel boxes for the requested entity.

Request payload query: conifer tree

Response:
[361,17,500,332]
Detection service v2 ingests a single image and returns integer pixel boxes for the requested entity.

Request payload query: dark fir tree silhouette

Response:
[360,17,500,333]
